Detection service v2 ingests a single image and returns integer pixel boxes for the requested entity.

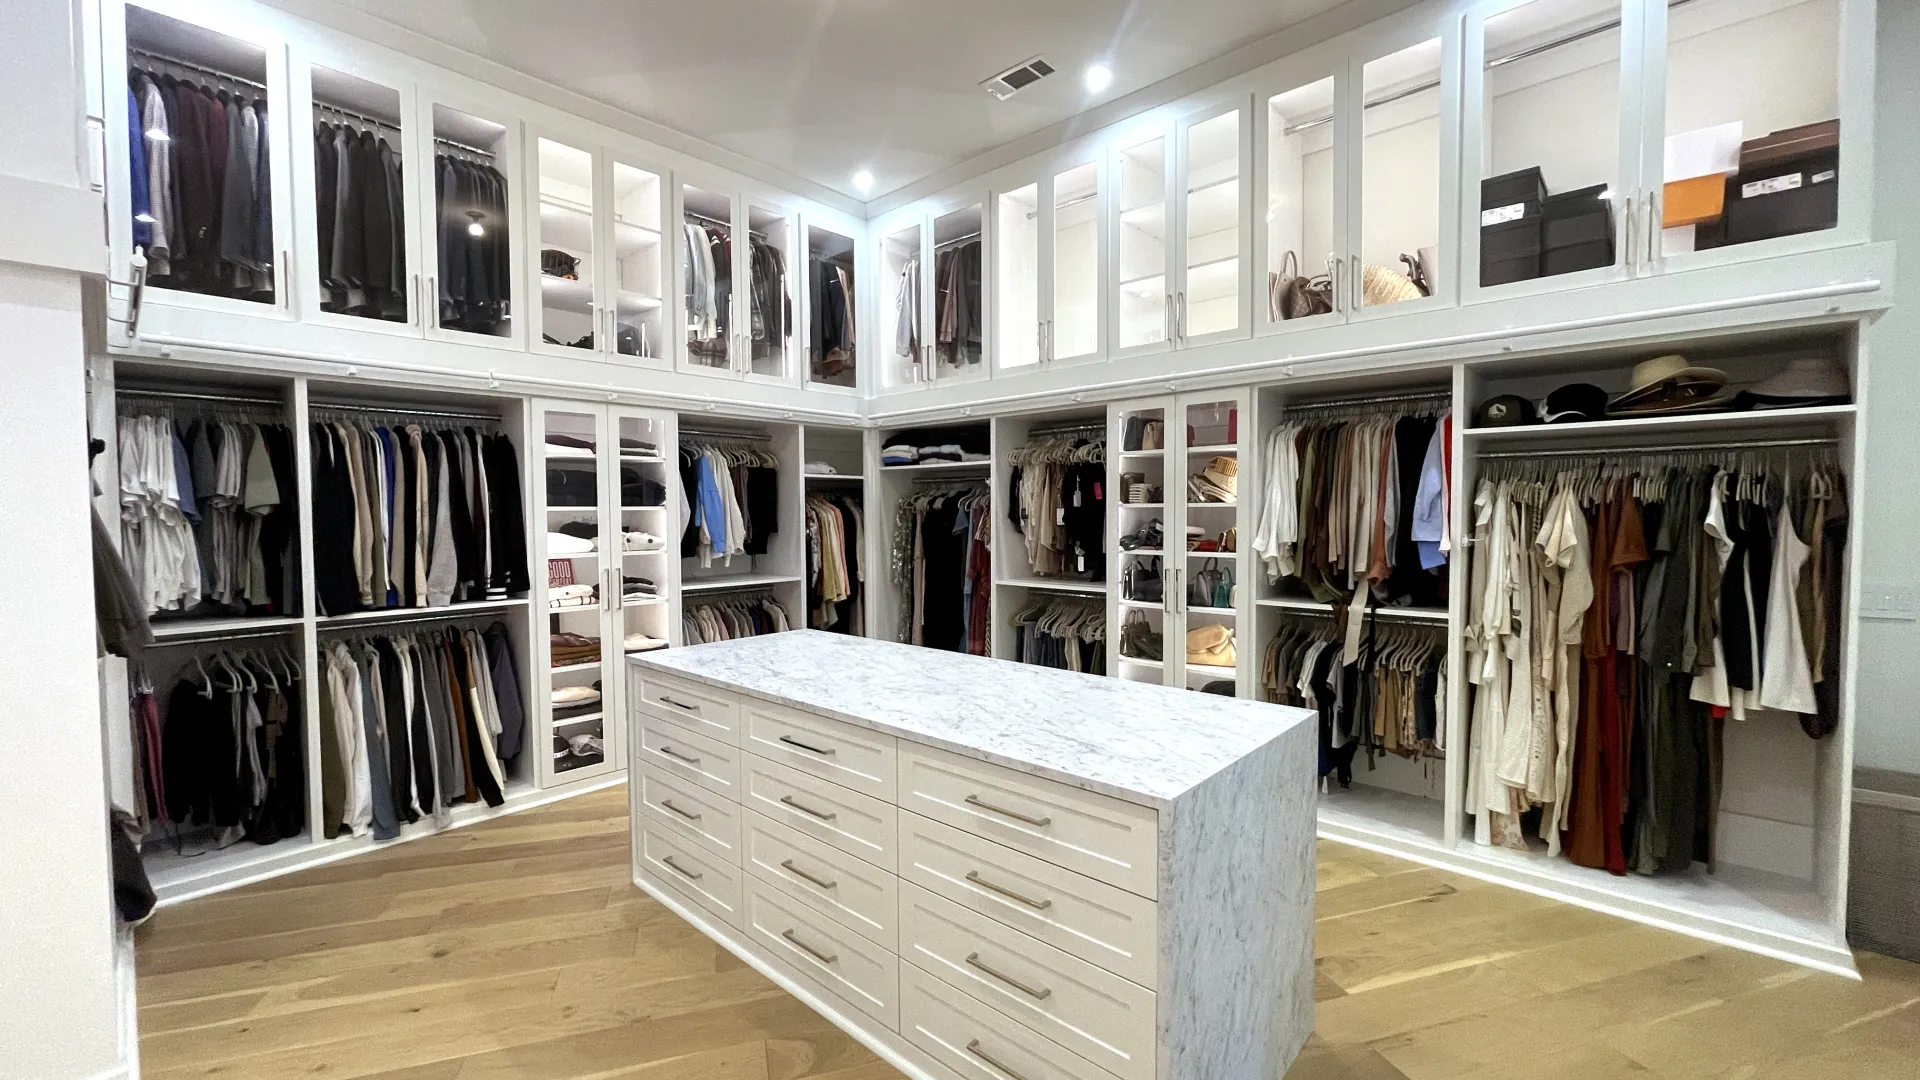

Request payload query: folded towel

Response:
[624,633,668,653]
[547,532,596,555]
[552,685,602,706]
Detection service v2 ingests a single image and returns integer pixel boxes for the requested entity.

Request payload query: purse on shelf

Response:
[1186,624,1236,668]
[1124,556,1164,604]
[1120,610,1164,662]
[1271,250,1335,321]
[1188,559,1235,609]
[1141,419,1164,451]
[1400,252,1433,297]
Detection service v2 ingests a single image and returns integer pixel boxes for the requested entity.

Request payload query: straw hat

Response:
[1202,456,1238,496]
[1608,354,1733,414]
[1362,264,1423,307]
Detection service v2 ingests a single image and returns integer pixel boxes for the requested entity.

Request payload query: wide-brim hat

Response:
[1609,354,1730,410]
[1202,456,1238,494]
[1736,356,1851,409]
[1608,383,1738,416]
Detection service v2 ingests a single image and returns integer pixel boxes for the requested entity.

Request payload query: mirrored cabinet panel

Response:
[432,104,514,338]
[806,225,857,388]
[932,204,984,375]
[880,221,924,386]
[1051,161,1101,362]
[1359,36,1445,312]
[535,137,598,353]
[681,183,734,369]
[611,160,665,363]
[1265,75,1340,327]
[1115,132,1171,353]
[1180,108,1244,341]
[996,183,1041,371]
[309,66,409,325]
[745,204,793,379]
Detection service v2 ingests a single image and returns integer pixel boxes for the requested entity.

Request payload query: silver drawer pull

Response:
[966,870,1053,910]
[779,794,838,821]
[660,798,702,821]
[778,734,837,756]
[661,855,702,881]
[965,952,1052,1000]
[781,858,838,890]
[965,794,1052,828]
[782,928,838,965]
[658,694,701,713]
[966,1039,1032,1080]
[659,745,702,765]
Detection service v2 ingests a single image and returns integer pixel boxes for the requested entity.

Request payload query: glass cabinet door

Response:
[1352,28,1454,319]
[609,158,666,366]
[1176,392,1246,695]
[743,203,794,380]
[1112,398,1174,688]
[1049,160,1103,363]
[299,59,417,331]
[1113,129,1174,357]
[1645,0,1846,269]
[539,403,616,785]
[427,99,518,343]
[679,182,736,372]
[805,224,858,389]
[533,135,600,355]
[1465,0,1634,300]
[931,205,986,378]
[1262,70,1345,333]
[611,408,672,699]
[1176,103,1249,346]
[995,182,1042,372]
[880,220,926,386]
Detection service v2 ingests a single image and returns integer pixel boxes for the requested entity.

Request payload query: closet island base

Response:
[627,631,1318,1080]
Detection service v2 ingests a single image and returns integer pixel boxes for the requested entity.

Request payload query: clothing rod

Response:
[1283,387,1452,412]
[434,135,493,158]
[1027,191,1097,220]
[315,101,401,133]
[1274,605,1448,624]
[118,387,285,408]
[1477,436,1838,460]
[935,230,982,249]
[128,47,267,93]
[311,401,501,421]
[1282,0,1700,136]
[681,429,771,443]
[1026,422,1107,439]
[147,625,299,646]
[684,210,766,239]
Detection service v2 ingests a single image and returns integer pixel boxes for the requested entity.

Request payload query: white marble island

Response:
[627,631,1317,1080]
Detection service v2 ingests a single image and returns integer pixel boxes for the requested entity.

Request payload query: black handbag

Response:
[1124,556,1163,604]
[1189,558,1233,609]
[1120,610,1163,662]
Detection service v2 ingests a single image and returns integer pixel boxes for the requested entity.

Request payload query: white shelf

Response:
[615,217,662,249]
[1258,597,1449,622]
[549,506,597,513]
[682,573,803,593]
[540,275,593,313]
[880,459,990,473]
[617,288,663,311]
[553,711,604,727]
[1184,549,1237,558]
[622,504,669,512]
[1117,599,1163,610]
[622,454,666,463]
[1188,606,1236,616]
[1185,443,1238,454]
[316,598,529,627]
[1117,656,1164,668]
[620,596,666,607]
[549,661,601,675]
[1185,660,1238,675]
[546,550,599,561]
[149,614,302,641]
[999,577,1106,595]
[1119,548,1165,556]
[1117,449,1164,459]
[1120,502,1165,509]
[1462,403,1856,443]
[1186,501,1237,509]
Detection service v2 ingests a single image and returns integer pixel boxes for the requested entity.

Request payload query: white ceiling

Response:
[310,0,1353,199]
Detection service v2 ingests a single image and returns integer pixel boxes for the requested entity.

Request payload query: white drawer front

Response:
[900,883,1157,1080]
[901,812,1157,988]
[743,753,898,872]
[635,711,740,800]
[743,872,900,1031]
[743,701,898,801]
[898,744,1159,899]
[901,962,1126,1080]
[746,810,898,951]
[636,764,742,863]
[637,820,743,927]
[636,672,739,744]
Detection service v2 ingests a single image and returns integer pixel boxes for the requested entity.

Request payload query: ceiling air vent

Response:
[982,56,1057,101]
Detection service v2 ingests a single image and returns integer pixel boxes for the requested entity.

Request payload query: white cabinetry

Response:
[993,151,1108,376]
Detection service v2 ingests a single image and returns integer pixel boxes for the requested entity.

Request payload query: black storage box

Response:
[1723,148,1838,245]
[1482,167,1547,212]
[1540,184,1615,276]
[1480,168,1548,287]
[546,465,597,507]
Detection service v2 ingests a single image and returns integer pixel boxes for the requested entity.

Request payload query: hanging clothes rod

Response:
[1274,603,1448,624]
[1026,421,1106,440]
[1477,436,1838,460]
[683,210,766,239]
[118,387,284,408]
[935,230,982,249]
[1283,0,1700,136]
[311,401,501,421]
[148,623,299,646]
[1027,191,1098,220]
[680,428,771,443]
[128,47,267,93]
[1283,387,1452,412]
[434,135,493,158]
[315,100,401,133]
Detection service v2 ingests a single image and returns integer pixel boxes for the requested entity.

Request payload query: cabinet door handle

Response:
[779,794,838,821]
[409,273,420,324]
[964,794,1052,827]
[782,928,838,965]
[781,858,837,890]
[427,275,438,327]
[1621,194,1636,272]
[1330,255,1343,312]
[966,1039,1033,1080]
[965,952,1052,1000]
[660,798,702,822]
[279,250,289,309]
[1175,290,1186,342]
[661,855,702,881]
[659,744,701,766]
[1164,293,1174,345]
[966,870,1053,909]
[778,734,837,756]
[1646,190,1661,266]
[657,695,701,713]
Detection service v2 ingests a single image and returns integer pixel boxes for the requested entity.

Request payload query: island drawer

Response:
[744,871,900,1031]
[900,883,1157,1080]
[635,671,739,743]
[901,961,1127,1080]
[744,753,898,872]
[745,809,899,952]
[635,763,742,864]
[898,744,1159,899]
[742,701,897,801]
[637,819,743,928]
[634,711,740,800]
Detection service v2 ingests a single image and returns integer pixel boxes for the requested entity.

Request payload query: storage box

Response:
[1482,167,1546,215]
[1540,185,1615,276]
[1543,241,1615,277]
[1664,174,1726,228]
[1480,217,1541,287]
[1723,147,1838,244]
[1739,120,1839,171]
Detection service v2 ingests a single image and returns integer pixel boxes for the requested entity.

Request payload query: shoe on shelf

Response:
[1119,520,1164,551]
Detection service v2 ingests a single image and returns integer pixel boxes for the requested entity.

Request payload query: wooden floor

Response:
[137,785,1920,1080]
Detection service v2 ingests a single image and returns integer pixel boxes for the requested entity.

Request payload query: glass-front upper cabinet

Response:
[1175,101,1250,346]
[1643,0,1853,271]
[1463,0,1636,301]
[532,135,600,356]
[293,52,423,334]
[609,158,666,367]
[1260,67,1345,335]
[744,202,795,380]
[932,205,987,377]
[805,224,858,390]
[679,181,737,372]
[880,219,925,387]
[996,182,1042,372]
[1112,126,1174,358]
[1050,160,1103,363]
[1351,20,1459,321]
[992,156,1106,375]
[109,1,296,330]
[425,96,520,346]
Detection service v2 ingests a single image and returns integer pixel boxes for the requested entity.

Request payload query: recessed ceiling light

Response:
[852,169,875,194]
[1084,63,1113,94]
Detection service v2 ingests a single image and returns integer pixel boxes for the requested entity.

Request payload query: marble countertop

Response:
[631,631,1311,808]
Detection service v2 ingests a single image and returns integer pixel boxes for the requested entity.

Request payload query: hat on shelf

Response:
[1540,383,1609,425]
[1361,263,1423,307]
[1476,394,1539,428]
[1733,356,1851,411]
[1607,354,1733,415]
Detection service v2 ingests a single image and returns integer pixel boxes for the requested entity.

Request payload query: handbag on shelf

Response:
[1400,252,1433,297]
[1141,419,1164,451]
[1120,610,1164,662]
[1124,556,1164,604]
[1188,558,1222,608]
[1271,250,1334,321]
[1185,624,1236,668]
